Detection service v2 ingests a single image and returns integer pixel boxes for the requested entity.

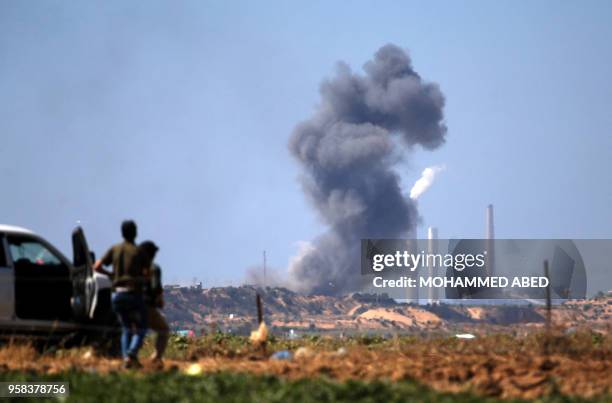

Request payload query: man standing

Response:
[94,220,147,369]
[139,240,169,368]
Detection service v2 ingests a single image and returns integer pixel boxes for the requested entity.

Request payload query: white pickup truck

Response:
[0,224,117,350]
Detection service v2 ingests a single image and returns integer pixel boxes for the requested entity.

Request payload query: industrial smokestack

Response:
[287,44,447,295]
[486,204,494,240]
[485,204,495,276]
[427,226,439,304]
[405,238,419,301]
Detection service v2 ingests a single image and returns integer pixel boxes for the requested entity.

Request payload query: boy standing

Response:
[94,220,148,369]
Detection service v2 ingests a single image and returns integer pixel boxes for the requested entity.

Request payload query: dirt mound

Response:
[359,309,414,326]
[185,348,610,399]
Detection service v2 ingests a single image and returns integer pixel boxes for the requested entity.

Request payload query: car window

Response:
[7,236,62,266]
[0,236,7,267]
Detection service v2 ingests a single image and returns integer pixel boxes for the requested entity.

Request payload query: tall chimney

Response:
[486,204,495,240]
[405,237,419,302]
[427,226,439,304]
[485,204,495,276]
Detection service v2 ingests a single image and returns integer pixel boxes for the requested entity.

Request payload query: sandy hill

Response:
[163,285,611,334]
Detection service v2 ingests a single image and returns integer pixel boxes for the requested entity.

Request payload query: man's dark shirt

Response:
[101,241,146,293]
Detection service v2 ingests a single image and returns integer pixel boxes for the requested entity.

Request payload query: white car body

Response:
[0,224,112,335]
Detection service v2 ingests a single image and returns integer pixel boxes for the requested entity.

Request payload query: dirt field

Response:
[0,329,609,400]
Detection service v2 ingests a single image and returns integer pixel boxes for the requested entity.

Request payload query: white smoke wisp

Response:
[409,165,446,200]
[286,241,317,293]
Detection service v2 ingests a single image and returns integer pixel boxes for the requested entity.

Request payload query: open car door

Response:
[71,227,97,320]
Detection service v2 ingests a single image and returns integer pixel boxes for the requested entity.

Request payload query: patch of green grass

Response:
[0,371,608,403]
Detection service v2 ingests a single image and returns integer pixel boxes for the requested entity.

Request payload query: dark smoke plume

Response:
[288,44,447,295]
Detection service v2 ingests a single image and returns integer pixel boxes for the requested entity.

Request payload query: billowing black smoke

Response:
[288,44,447,295]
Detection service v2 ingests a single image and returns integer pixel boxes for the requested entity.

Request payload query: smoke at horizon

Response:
[287,44,447,295]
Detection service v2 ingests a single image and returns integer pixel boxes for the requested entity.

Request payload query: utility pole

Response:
[263,250,267,289]
[544,260,552,356]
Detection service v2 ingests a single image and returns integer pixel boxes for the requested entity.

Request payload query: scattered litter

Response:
[294,347,313,359]
[82,349,93,360]
[184,363,203,376]
[335,347,347,357]
[455,333,476,339]
[270,350,292,361]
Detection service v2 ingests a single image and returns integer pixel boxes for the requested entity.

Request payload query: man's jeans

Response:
[111,292,147,359]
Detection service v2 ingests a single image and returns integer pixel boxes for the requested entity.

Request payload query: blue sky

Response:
[1,1,611,286]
